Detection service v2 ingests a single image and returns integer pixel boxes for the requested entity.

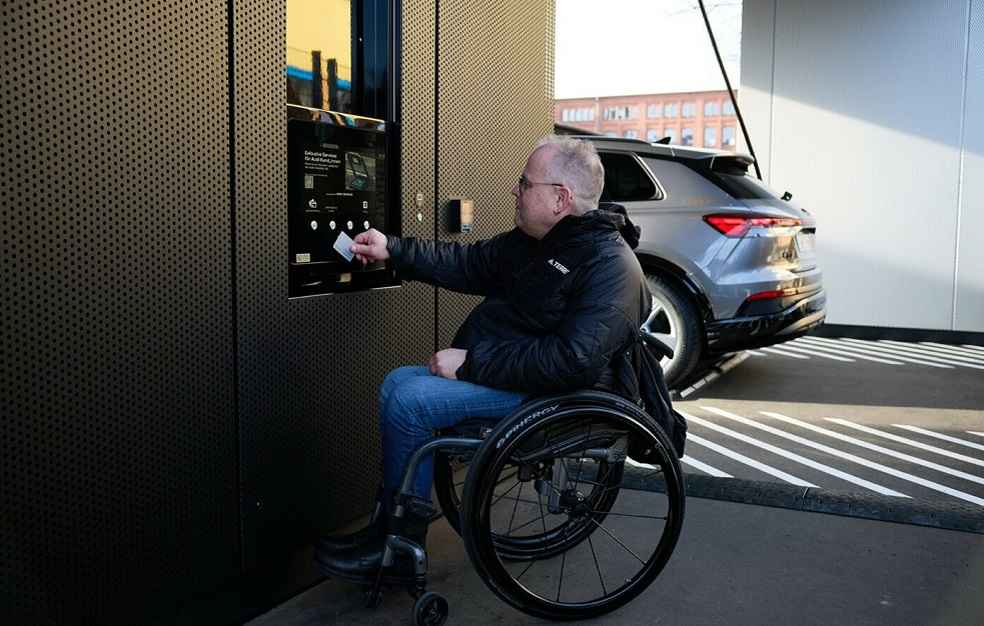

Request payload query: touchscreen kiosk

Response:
[287,106,399,297]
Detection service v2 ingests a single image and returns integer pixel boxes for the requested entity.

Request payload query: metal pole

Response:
[696,0,762,180]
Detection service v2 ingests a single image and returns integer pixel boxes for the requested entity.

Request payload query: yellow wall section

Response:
[287,0,352,81]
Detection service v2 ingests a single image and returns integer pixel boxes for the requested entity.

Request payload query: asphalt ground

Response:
[249,498,984,626]
[247,336,984,625]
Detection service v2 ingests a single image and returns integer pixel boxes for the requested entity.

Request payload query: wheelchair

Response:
[330,387,686,625]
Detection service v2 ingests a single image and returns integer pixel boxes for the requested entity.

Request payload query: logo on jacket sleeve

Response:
[547,258,570,275]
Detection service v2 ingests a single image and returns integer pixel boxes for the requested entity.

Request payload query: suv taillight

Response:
[703,214,801,238]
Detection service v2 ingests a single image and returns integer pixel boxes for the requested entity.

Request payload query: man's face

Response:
[511,146,568,239]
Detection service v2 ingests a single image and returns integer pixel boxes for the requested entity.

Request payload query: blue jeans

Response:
[379,366,528,501]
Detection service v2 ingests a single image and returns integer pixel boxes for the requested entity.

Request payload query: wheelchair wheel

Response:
[460,392,685,620]
[434,449,624,561]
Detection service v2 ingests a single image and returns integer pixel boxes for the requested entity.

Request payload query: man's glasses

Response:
[518,174,564,194]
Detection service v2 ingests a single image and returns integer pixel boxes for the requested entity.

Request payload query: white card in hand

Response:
[333,231,356,262]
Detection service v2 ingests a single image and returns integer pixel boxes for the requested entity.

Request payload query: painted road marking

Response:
[790,338,902,365]
[695,408,984,506]
[959,344,984,353]
[969,432,984,438]
[686,433,816,486]
[891,424,984,454]
[867,341,984,370]
[832,338,958,368]
[736,416,984,486]
[682,410,904,496]
[767,343,855,362]
[825,419,984,468]
[746,350,767,356]
[887,341,984,364]
[760,346,810,359]
[840,338,982,369]
[802,336,953,368]
[680,455,732,478]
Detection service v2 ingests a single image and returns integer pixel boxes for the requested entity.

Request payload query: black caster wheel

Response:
[413,591,448,626]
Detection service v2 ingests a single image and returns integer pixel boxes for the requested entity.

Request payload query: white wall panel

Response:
[956,1,984,331]
[741,0,982,331]
[737,0,775,181]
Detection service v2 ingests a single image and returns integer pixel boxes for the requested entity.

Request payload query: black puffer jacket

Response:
[386,208,650,396]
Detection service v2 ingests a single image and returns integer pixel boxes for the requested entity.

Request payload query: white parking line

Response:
[833,338,958,369]
[701,407,984,505]
[682,410,905,496]
[742,416,984,486]
[685,433,817,486]
[866,341,984,370]
[799,337,952,368]
[959,344,984,353]
[969,432,984,438]
[840,338,984,370]
[760,346,810,359]
[887,341,984,364]
[746,350,767,356]
[892,424,984,453]
[766,343,855,362]
[921,342,984,358]
[790,338,903,365]
[823,419,984,469]
[680,454,732,478]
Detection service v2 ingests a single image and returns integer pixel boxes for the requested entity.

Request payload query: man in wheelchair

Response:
[317,135,655,583]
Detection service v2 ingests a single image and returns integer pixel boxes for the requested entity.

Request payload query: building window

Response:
[664,127,677,144]
[647,104,661,118]
[704,100,720,116]
[681,127,694,146]
[561,109,570,122]
[625,129,638,139]
[604,106,633,120]
[646,128,660,142]
[704,126,717,147]
[598,152,659,202]
[682,102,696,118]
[628,106,639,119]
[722,126,736,147]
[723,100,735,116]
[604,131,617,137]
[663,103,678,118]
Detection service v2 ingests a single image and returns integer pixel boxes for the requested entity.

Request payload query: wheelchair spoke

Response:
[507,481,524,534]
[573,422,593,490]
[587,534,608,596]
[590,518,646,566]
[588,510,668,520]
[490,478,523,508]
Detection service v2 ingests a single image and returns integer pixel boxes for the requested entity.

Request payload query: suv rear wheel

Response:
[642,274,702,388]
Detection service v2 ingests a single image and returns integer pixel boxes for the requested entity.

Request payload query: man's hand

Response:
[351,228,390,265]
[429,348,467,380]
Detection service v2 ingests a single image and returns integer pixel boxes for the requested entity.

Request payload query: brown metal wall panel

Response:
[234,0,435,577]
[436,0,556,347]
[1,1,238,623]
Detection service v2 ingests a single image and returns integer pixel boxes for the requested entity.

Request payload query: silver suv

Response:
[584,135,826,388]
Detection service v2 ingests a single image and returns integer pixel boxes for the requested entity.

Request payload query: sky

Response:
[554,0,743,99]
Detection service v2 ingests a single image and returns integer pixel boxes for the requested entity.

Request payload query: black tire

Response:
[460,392,685,621]
[642,273,702,389]
[413,591,449,626]
[434,450,621,561]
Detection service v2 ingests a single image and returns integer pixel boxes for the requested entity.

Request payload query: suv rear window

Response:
[598,152,659,202]
[701,168,781,200]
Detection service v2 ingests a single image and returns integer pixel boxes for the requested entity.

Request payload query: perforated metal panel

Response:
[1,1,238,623]
[436,0,555,347]
[234,0,436,576]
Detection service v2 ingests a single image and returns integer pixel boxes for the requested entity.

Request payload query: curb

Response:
[622,467,984,535]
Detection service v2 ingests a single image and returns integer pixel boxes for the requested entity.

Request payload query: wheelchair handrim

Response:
[463,404,685,620]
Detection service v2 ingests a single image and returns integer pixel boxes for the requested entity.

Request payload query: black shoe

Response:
[316,488,387,553]
[315,496,435,583]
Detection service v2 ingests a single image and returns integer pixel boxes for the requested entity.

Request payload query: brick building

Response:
[555,89,739,151]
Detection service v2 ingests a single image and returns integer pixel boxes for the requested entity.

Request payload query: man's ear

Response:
[555,186,573,214]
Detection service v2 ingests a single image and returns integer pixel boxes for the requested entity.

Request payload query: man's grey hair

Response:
[535,135,605,215]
